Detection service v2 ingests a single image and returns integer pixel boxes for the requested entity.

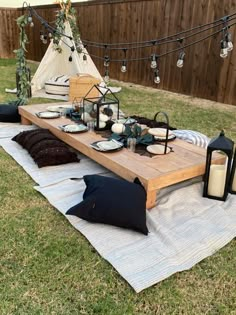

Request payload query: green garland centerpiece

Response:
[110,122,153,147]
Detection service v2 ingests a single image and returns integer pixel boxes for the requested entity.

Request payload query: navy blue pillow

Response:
[66,175,148,235]
[0,104,20,122]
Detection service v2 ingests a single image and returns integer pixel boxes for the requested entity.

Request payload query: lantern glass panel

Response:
[203,131,234,201]
[229,148,236,194]
[82,85,119,130]
[206,152,228,198]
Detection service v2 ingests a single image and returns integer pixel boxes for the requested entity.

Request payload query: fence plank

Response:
[0,0,235,105]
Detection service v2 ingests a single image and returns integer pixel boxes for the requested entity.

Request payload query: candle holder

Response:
[203,130,234,201]
[229,147,236,194]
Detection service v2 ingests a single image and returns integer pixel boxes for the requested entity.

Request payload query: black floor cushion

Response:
[66,175,148,235]
[12,129,80,168]
[0,103,21,123]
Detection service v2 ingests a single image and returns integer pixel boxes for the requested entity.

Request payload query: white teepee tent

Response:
[31,21,104,100]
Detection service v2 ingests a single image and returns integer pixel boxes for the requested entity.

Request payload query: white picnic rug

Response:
[0,124,236,292]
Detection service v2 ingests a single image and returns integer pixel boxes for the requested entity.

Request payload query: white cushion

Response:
[173,130,210,149]
[45,75,70,96]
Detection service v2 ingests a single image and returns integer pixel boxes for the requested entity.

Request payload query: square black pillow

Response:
[66,175,148,235]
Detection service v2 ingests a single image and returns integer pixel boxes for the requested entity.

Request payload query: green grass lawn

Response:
[0,58,236,315]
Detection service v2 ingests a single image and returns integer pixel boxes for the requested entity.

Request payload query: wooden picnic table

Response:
[19,103,225,209]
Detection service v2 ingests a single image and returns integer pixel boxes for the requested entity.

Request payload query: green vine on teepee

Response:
[53,0,82,54]
[14,0,82,104]
[14,14,31,105]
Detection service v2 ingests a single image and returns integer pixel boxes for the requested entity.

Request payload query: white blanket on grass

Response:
[0,124,236,292]
[35,178,236,293]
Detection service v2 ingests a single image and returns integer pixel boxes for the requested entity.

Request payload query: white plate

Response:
[115,118,137,125]
[90,140,124,152]
[154,134,176,141]
[60,124,88,133]
[47,105,73,112]
[147,144,171,155]
[148,128,173,137]
[36,111,60,119]
[97,140,123,151]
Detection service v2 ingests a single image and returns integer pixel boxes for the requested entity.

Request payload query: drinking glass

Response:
[87,121,95,132]
[127,138,136,152]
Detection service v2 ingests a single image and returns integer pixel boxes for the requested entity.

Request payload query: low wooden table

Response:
[19,103,225,209]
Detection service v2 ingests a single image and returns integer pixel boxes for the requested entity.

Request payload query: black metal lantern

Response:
[203,130,234,201]
[229,147,236,194]
[82,85,119,131]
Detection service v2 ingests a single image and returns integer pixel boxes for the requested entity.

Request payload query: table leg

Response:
[21,116,32,125]
[146,190,157,209]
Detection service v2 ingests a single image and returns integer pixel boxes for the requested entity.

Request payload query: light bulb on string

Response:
[121,48,128,72]
[83,53,88,64]
[121,60,127,73]
[104,69,110,83]
[225,33,233,52]
[154,69,160,84]
[42,35,48,45]
[69,54,73,62]
[28,13,34,27]
[177,51,185,68]
[220,40,228,58]
[150,54,157,69]
[104,56,110,67]
[71,46,75,52]
[40,31,44,41]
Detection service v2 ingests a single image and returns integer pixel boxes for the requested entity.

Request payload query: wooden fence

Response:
[0,0,236,105]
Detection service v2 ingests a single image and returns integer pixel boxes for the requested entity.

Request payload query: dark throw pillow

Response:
[12,129,50,147]
[12,128,79,168]
[0,104,21,123]
[29,139,66,158]
[34,147,78,168]
[66,175,148,235]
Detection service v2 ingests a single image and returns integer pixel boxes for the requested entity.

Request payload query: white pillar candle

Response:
[208,164,227,197]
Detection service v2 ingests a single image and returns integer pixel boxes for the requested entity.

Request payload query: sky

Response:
[0,0,88,7]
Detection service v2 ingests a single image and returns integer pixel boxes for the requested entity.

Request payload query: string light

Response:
[42,35,48,45]
[225,32,233,51]
[104,69,110,83]
[154,69,160,84]
[121,60,127,73]
[177,51,185,68]
[150,54,157,69]
[20,3,236,81]
[121,48,127,72]
[220,39,228,58]
[104,55,110,67]
[39,30,44,41]
[27,13,34,27]
[83,53,88,64]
